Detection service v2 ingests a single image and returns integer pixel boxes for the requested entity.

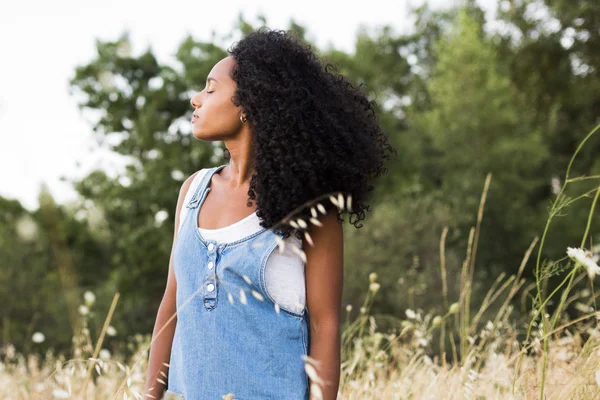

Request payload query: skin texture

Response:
[303,211,344,399]
[189,56,262,229]
[146,28,395,399]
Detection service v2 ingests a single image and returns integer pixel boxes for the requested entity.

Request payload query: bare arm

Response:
[303,211,344,400]
[144,171,199,399]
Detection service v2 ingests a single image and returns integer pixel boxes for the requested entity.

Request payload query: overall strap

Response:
[185,165,225,209]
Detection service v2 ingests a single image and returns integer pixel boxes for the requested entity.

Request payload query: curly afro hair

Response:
[226,27,397,241]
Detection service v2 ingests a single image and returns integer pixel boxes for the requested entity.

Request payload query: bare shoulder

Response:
[174,169,204,232]
[303,210,344,327]
[179,170,203,200]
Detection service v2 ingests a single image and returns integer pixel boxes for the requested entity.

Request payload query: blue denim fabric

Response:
[166,164,310,400]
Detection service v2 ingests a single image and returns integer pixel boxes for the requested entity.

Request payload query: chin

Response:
[192,131,207,141]
[191,125,207,140]
[192,128,217,142]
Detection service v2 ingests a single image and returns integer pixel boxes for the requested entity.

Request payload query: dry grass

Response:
[3,124,600,399]
[3,263,600,400]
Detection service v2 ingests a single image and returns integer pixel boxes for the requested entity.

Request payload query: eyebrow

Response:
[207,77,219,83]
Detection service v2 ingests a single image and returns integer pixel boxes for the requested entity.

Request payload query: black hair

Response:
[226,27,397,241]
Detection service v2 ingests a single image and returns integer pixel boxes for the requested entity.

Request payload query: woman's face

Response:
[190,56,244,140]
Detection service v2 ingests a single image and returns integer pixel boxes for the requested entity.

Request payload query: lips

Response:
[192,114,199,123]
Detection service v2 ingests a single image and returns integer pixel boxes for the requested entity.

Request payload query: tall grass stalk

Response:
[511,122,600,400]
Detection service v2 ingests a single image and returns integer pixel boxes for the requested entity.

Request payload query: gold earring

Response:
[240,114,247,123]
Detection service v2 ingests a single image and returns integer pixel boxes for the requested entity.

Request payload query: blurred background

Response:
[1,0,599,363]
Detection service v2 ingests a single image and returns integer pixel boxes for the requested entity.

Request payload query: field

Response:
[3,125,600,400]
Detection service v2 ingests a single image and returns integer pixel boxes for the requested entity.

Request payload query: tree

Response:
[413,8,549,278]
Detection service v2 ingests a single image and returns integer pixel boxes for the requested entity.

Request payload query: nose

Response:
[190,93,202,108]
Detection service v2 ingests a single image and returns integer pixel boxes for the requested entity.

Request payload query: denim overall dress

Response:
[166,165,310,400]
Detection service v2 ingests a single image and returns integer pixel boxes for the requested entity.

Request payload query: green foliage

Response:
[412,8,550,279]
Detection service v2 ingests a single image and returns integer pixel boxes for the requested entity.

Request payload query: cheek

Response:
[210,97,240,121]
[200,98,241,130]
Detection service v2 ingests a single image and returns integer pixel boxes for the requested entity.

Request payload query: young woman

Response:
[144,28,395,400]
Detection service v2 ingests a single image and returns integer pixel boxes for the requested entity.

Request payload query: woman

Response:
[144,28,396,400]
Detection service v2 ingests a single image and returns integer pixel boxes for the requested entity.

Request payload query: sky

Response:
[0,0,496,211]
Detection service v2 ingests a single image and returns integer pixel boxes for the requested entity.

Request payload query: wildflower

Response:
[32,332,45,343]
[310,207,318,218]
[309,217,322,227]
[329,195,339,208]
[291,245,307,263]
[310,383,323,400]
[449,302,460,314]
[432,316,443,327]
[337,193,345,210]
[52,389,70,399]
[99,348,111,360]
[567,247,600,279]
[401,320,413,329]
[346,304,352,313]
[369,272,378,283]
[360,307,366,314]
[316,203,327,215]
[369,282,380,293]
[78,305,89,316]
[303,231,314,247]
[106,325,117,336]
[251,290,264,301]
[574,302,592,313]
[405,309,416,319]
[275,235,286,253]
[84,290,96,306]
[304,363,325,385]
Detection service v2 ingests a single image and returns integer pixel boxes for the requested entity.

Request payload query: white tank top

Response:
[178,169,306,314]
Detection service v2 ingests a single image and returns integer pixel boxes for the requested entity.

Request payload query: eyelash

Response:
[206,91,214,94]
